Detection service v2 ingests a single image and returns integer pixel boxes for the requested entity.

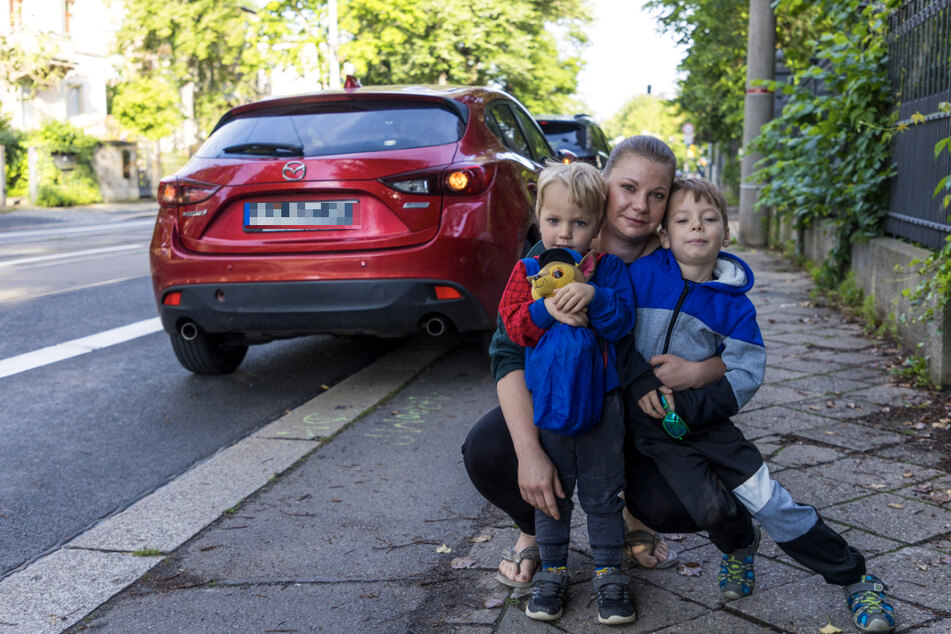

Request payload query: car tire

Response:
[169,331,249,375]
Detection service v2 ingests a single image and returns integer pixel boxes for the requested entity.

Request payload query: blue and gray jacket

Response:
[617,248,766,432]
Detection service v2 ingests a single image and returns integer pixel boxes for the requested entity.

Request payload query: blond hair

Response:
[603,135,677,181]
[535,161,607,225]
[666,178,729,226]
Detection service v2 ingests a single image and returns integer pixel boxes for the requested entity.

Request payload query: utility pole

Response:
[738,0,776,246]
[327,0,341,89]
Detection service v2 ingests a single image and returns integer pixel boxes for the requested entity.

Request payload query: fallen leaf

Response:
[825,401,836,408]
[887,502,904,509]
[819,620,843,634]
[846,402,859,409]
[484,597,504,608]
[916,563,928,571]
[331,498,341,503]
[321,384,330,390]
[391,410,399,415]
[915,483,934,494]
[808,405,822,411]
[882,407,891,413]
[939,555,951,565]
[451,556,476,569]
[902,472,913,478]
[436,544,452,554]
[467,534,492,543]
[939,417,951,424]
[914,422,927,430]
[824,431,838,436]
[932,422,949,430]
[676,562,702,577]
[866,483,887,490]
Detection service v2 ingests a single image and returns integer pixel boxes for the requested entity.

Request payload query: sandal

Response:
[624,529,679,569]
[495,545,540,588]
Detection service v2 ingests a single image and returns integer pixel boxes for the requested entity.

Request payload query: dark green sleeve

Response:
[489,240,545,382]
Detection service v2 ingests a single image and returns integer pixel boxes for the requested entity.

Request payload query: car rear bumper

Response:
[157,279,492,338]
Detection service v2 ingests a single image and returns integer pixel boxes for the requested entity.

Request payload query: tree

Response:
[603,94,687,165]
[337,0,592,114]
[112,76,185,182]
[116,0,268,140]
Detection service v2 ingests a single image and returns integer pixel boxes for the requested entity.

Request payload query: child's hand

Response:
[650,355,724,391]
[544,297,589,327]
[552,282,594,313]
[637,386,675,419]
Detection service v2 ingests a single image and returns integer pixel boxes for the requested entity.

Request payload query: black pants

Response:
[461,404,756,553]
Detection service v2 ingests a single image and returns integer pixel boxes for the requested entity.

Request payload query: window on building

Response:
[66,85,81,118]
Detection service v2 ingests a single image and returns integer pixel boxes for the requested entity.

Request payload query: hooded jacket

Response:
[617,248,765,433]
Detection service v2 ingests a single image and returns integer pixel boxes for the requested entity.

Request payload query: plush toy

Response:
[527,249,597,300]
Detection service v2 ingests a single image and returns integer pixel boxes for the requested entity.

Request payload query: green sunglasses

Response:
[659,394,690,440]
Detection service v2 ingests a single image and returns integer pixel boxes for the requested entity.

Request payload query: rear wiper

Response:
[223,142,304,156]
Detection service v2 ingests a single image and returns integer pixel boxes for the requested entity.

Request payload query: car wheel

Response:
[169,330,249,375]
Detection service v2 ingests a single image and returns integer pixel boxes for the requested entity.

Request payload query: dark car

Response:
[537,114,611,170]
[150,85,555,374]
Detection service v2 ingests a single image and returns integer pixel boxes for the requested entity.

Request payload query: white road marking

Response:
[0,219,156,244]
[0,243,148,268]
[0,317,163,379]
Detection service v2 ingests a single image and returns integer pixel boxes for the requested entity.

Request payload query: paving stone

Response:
[846,385,932,406]
[771,469,870,509]
[757,521,902,565]
[629,543,809,610]
[776,355,848,374]
[744,383,816,411]
[801,455,945,492]
[739,409,837,441]
[810,349,895,365]
[829,365,892,384]
[770,443,847,468]
[876,443,947,470]
[789,397,882,420]
[906,620,951,633]
[762,366,808,384]
[770,332,876,352]
[653,610,776,633]
[794,421,906,451]
[778,373,872,397]
[864,546,951,611]
[729,573,933,633]
[823,493,951,544]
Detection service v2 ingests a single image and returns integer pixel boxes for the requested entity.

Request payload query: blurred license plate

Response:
[243,200,359,232]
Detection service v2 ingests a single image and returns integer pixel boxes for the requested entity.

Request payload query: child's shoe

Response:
[844,574,895,632]
[593,571,636,625]
[525,569,569,621]
[717,524,760,600]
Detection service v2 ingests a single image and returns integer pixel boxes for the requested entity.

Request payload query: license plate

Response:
[243,200,360,232]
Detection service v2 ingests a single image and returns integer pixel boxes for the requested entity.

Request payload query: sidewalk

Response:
[0,200,158,231]
[30,247,951,632]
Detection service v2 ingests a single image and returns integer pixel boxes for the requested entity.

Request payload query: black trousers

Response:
[461,404,756,553]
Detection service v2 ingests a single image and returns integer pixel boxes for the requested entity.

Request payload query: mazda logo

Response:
[282,161,306,181]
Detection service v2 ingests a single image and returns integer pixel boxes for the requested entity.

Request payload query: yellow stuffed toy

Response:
[527,249,596,300]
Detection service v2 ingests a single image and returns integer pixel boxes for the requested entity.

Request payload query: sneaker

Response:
[593,572,636,625]
[525,570,569,621]
[844,574,896,633]
[718,524,760,600]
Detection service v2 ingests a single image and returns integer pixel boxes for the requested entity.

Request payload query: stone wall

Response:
[92,142,139,202]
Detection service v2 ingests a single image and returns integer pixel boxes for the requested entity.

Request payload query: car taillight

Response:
[382,164,495,196]
[157,178,221,206]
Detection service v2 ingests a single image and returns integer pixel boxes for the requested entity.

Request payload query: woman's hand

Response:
[552,282,594,313]
[544,297,589,327]
[517,444,565,519]
[650,354,726,391]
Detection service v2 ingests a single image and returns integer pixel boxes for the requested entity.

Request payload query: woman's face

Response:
[603,154,673,243]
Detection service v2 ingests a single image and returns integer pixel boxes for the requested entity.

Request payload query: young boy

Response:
[617,178,896,633]
[498,161,637,625]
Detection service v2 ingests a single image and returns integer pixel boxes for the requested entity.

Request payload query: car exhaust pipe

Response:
[180,321,199,341]
[422,315,449,338]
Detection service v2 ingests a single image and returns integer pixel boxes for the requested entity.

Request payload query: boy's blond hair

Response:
[665,178,729,226]
[535,161,607,226]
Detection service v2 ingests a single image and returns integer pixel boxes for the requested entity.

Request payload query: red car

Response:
[150,85,555,373]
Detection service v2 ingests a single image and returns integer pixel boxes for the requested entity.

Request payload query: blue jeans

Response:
[535,392,626,568]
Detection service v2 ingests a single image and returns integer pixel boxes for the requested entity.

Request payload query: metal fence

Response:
[886,0,951,249]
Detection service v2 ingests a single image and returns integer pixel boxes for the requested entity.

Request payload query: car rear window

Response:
[197,101,466,158]
[540,121,589,154]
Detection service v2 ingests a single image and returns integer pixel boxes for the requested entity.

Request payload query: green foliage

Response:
[0,32,70,93]
[751,0,899,283]
[337,0,591,114]
[892,353,937,390]
[603,95,687,164]
[0,115,28,197]
[28,121,102,207]
[117,0,268,139]
[131,548,164,557]
[112,77,184,141]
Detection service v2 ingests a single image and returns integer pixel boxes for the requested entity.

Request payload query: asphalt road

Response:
[0,206,401,579]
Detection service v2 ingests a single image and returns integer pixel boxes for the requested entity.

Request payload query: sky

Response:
[575,0,685,122]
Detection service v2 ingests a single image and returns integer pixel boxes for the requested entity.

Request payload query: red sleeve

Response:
[498,260,547,346]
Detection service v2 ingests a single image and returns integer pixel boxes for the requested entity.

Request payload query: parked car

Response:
[536,114,611,169]
[150,84,556,374]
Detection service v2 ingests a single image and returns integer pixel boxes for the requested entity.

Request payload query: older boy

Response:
[499,161,637,625]
[617,178,896,633]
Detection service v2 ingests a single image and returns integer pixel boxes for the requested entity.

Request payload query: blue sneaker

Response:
[718,524,760,600]
[844,574,895,632]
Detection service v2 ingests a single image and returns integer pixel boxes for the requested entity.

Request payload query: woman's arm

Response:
[649,355,726,391]
[497,370,565,519]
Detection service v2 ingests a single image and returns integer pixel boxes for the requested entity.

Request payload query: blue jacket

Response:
[618,248,765,433]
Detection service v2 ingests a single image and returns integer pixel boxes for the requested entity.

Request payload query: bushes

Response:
[0,116,27,197]
[28,121,102,207]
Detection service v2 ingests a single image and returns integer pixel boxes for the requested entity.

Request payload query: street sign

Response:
[682,122,695,145]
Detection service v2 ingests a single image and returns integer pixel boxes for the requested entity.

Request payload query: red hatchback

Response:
[150,85,555,373]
